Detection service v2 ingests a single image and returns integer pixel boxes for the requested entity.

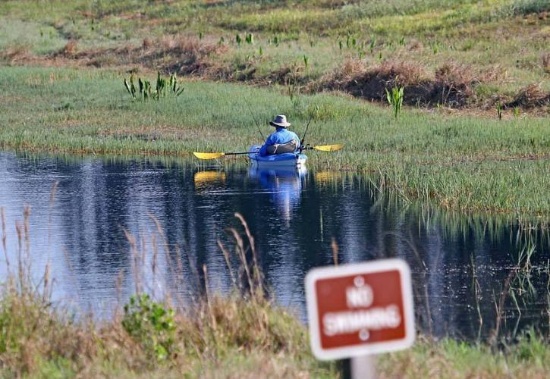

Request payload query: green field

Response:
[1,1,550,377]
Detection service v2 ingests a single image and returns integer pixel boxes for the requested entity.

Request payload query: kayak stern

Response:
[248,145,307,168]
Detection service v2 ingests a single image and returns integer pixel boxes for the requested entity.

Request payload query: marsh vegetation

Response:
[1,0,550,377]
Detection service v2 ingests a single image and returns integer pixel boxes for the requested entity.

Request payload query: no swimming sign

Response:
[305,258,415,361]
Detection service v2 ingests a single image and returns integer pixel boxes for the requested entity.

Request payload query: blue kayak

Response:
[247,145,307,168]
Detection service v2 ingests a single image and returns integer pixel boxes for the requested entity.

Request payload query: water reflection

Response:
[248,166,307,225]
[194,170,226,190]
[0,151,549,344]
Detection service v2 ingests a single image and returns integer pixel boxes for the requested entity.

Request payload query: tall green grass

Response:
[379,333,550,379]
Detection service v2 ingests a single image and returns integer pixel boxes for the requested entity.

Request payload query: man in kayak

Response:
[259,114,301,156]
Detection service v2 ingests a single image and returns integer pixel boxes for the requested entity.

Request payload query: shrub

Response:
[121,294,177,362]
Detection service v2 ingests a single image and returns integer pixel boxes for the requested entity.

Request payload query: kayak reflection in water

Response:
[249,166,307,225]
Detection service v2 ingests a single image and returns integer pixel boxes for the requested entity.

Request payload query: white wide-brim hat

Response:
[269,114,291,128]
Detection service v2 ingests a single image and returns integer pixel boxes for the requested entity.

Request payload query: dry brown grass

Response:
[432,62,479,107]
[308,57,549,111]
[42,34,228,76]
[0,279,100,376]
[1,45,33,65]
[60,40,78,57]
[311,59,464,107]
[505,83,550,109]
[0,211,325,378]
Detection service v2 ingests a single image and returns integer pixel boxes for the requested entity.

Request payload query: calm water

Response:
[1,151,549,342]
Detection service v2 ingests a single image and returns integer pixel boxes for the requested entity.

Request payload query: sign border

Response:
[305,258,415,360]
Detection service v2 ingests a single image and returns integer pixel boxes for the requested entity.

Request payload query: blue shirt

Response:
[259,127,301,156]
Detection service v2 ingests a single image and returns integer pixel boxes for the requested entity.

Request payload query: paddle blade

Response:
[313,144,343,152]
[193,152,225,160]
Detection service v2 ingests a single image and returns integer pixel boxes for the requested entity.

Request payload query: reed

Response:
[124,72,184,101]
[386,85,405,119]
[0,207,337,377]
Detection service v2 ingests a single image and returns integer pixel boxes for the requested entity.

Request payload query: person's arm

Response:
[292,131,301,150]
[259,133,276,156]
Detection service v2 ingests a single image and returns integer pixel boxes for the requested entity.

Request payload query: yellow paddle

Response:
[193,144,343,160]
[193,151,251,160]
[307,144,344,152]
[193,152,242,160]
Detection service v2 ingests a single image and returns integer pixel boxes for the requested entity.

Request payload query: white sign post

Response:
[305,258,415,378]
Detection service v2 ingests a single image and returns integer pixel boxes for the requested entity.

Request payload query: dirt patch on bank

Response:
[309,59,550,112]
[49,36,228,77]
[3,36,549,114]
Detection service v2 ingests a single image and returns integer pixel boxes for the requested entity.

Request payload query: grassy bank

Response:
[0,271,336,378]
[4,285,550,379]
[0,209,336,378]
[1,0,549,111]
